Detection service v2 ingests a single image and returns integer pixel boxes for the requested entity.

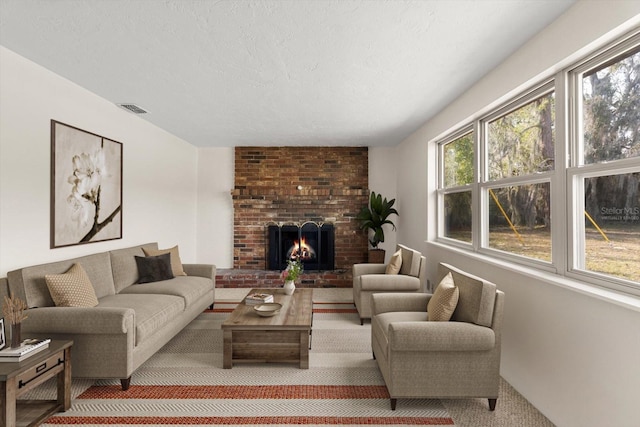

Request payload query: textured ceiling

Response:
[0,0,576,147]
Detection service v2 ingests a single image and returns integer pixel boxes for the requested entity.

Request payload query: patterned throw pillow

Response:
[142,245,187,276]
[135,253,175,284]
[427,272,459,321]
[385,249,402,274]
[45,263,99,307]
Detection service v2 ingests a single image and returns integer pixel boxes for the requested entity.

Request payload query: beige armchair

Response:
[352,244,426,324]
[371,262,505,410]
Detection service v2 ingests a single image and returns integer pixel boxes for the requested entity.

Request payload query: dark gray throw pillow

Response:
[135,253,174,283]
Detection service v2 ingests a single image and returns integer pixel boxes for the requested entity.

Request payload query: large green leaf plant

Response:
[356,191,399,249]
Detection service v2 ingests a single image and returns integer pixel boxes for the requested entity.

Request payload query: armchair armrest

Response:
[183,264,216,281]
[388,321,495,352]
[22,307,135,335]
[353,263,386,277]
[360,274,421,292]
[372,292,431,315]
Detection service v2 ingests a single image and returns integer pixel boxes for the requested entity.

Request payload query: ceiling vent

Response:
[116,103,149,114]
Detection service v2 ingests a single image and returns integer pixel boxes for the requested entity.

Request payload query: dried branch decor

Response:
[2,293,28,325]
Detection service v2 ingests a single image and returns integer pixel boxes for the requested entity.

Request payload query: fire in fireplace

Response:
[267,222,335,271]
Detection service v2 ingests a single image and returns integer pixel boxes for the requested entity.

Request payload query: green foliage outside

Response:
[442,48,640,284]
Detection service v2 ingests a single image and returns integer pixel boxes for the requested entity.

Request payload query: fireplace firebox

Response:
[267,222,335,271]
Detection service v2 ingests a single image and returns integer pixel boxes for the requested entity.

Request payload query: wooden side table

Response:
[0,340,73,427]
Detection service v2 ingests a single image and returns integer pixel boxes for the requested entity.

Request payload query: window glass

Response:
[487,92,555,180]
[582,49,640,164]
[583,172,640,282]
[443,133,474,187]
[443,191,472,242]
[488,183,551,261]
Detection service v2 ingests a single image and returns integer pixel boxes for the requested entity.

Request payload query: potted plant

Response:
[356,191,399,263]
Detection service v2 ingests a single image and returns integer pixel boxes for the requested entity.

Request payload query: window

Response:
[570,40,640,287]
[439,130,474,243]
[483,88,554,263]
[436,30,640,295]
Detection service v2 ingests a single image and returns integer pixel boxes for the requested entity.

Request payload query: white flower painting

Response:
[51,121,122,248]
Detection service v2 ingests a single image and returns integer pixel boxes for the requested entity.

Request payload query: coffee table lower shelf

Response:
[223,329,310,369]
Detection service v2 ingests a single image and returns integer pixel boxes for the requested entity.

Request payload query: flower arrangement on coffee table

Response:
[281,258,303,282]
[281,258,303,295]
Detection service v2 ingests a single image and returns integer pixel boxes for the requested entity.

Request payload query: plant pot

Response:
[368,249,386,264]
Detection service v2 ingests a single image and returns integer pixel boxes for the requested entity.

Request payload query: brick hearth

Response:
[215,268,352,288]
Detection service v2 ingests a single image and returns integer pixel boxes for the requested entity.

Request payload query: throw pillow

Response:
[385,249,402,274]
[142,245,187,276]
[45,263,99,307]
[135,253,175,284]
[427,272,459,321]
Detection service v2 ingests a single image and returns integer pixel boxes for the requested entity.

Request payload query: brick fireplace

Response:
[217,146,370,288]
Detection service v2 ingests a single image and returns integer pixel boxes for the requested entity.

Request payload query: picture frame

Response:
[51,120,123,248]
[0,318,5,351]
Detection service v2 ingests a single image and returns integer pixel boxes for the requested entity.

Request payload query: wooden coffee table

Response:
[222,288,313,369]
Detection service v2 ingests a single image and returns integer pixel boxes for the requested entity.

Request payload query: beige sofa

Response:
[371,262,504,410]
[5,243,215,390]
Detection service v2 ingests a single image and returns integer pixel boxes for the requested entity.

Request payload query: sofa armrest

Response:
[353,263,386,277]
[388,321,495,352]
[22,307,134,335]
[360,274,421,291]
[372,292,431,315]
[183,264,216,281]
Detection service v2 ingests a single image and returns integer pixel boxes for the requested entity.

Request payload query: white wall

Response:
[196,147,234,268]
[0,46,200,276]
[368,146,398,262]
[396,2,640,426]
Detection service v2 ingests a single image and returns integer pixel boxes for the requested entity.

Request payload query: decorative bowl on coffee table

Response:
[253,303,282,317]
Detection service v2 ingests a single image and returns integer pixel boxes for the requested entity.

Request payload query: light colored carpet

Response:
[28,288,554,426]
[37,289,454,425]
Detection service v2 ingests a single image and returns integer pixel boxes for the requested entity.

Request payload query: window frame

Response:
[565,33,640,295]
[437,125,476,249]
[434,28,640,297]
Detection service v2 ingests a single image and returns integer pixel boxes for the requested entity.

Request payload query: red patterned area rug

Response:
[42,299,455,426]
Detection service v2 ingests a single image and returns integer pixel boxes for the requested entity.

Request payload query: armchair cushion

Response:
[385,249,402,274]
[398,244,421,277]
[427,272,459,321]
[439,263,496,327]
[360,274,421,292]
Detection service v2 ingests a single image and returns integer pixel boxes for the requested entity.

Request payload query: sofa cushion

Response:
[8,252,116,308]
[385,249,402,275]
[398,244,421,277]
[135,254,174,283]
[109,243,158,292]
[427,272,459,321]
[438,263,496,327]
[142,245,187,276]
[97,293,185,345]
[120,275,213,307]
[45,263,99,307]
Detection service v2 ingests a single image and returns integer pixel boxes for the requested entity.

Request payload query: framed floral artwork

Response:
[51,120,123,248]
